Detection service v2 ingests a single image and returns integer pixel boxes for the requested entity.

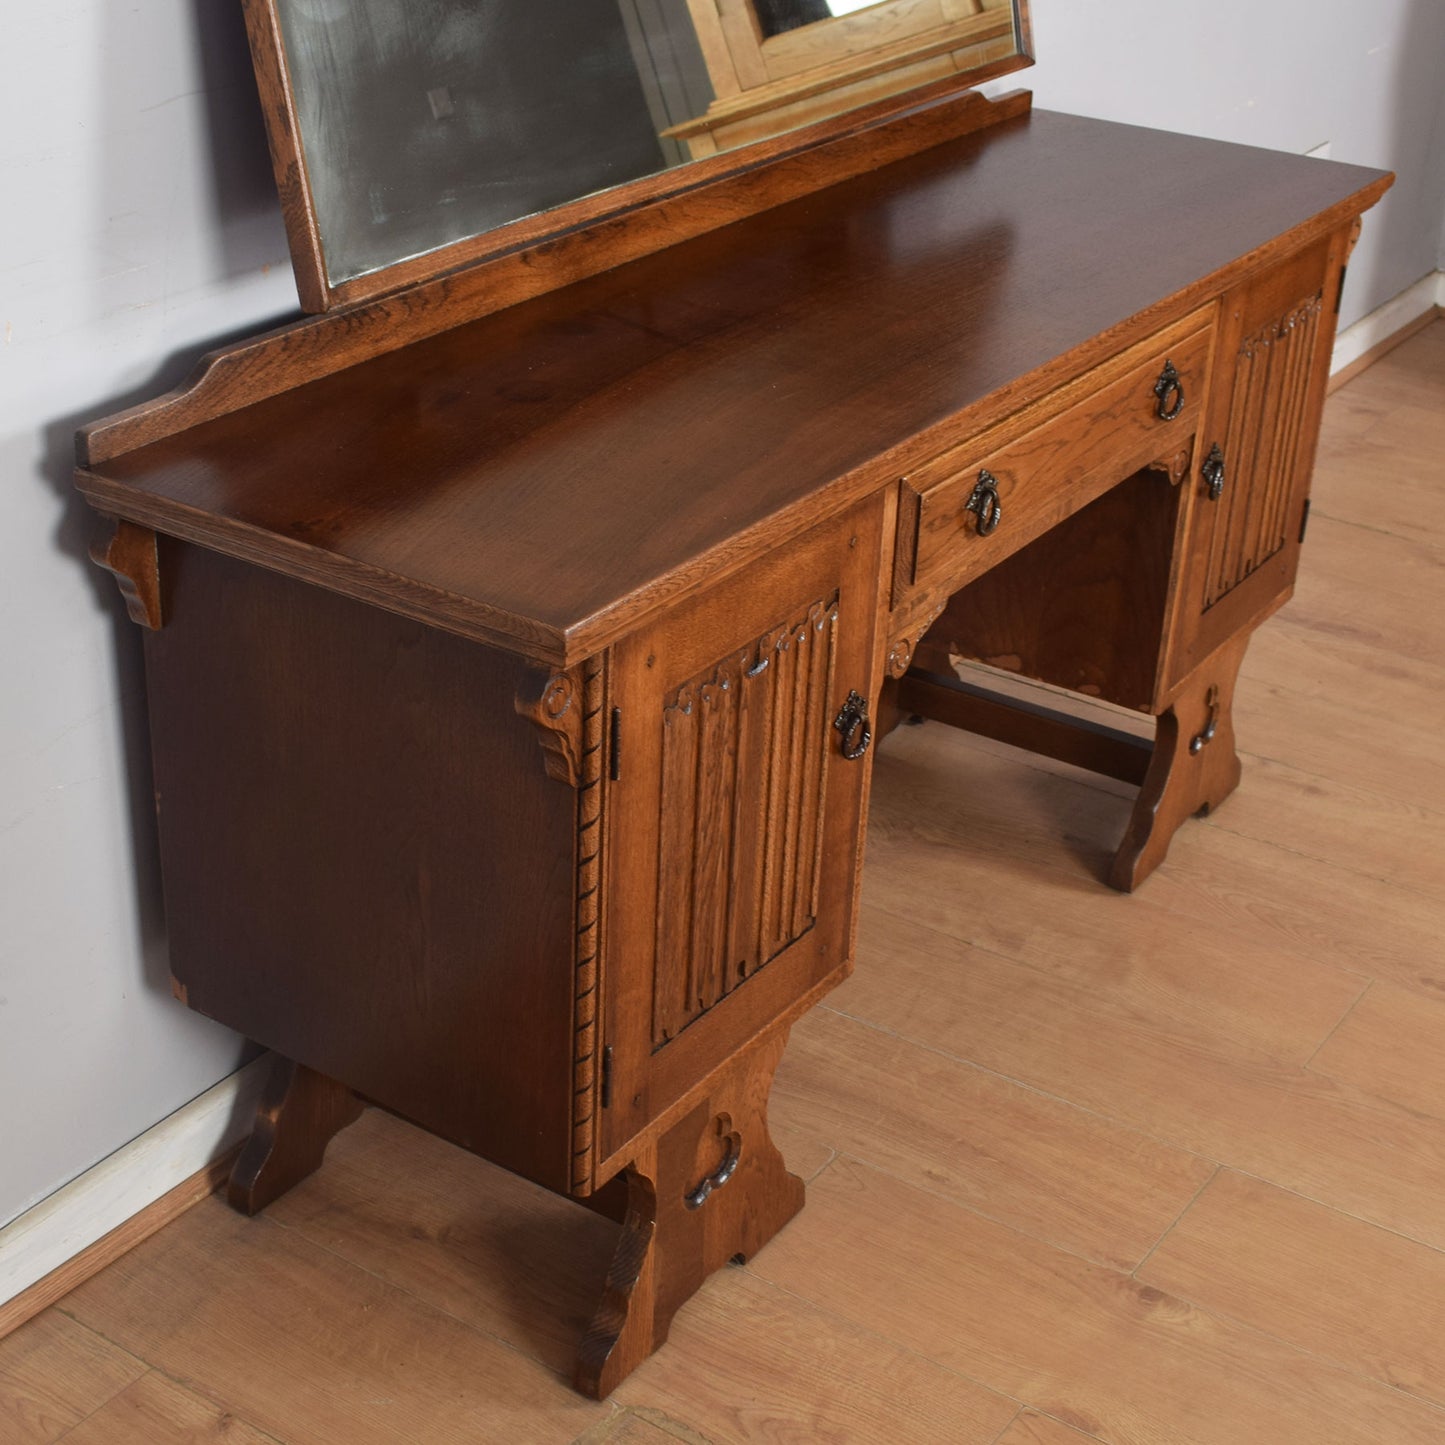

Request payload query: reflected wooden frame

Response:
[240,0,1033,315]
[674,0,1031,156]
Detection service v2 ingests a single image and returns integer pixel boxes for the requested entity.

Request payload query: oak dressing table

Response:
[77,0,1389,1397]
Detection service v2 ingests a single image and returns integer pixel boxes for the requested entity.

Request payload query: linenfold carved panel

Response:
[652,594,839,1048]
[1204,294,1323,609]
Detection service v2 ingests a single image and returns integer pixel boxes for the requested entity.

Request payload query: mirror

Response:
[247,0,1032,308]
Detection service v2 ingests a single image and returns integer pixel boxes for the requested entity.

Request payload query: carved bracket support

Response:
[1146,446,1193,488]
[1344,215,1364,264]
[515,669,586,786]
[91,518,163,629]
[885,594,948,679]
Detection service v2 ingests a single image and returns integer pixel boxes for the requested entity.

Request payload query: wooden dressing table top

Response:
[79,109,1388,666]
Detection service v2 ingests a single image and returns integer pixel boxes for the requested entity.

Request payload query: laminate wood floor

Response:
[6,320,1444,1444]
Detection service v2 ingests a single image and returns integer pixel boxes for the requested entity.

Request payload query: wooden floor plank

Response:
[771,1007,1213,1271]
[749,1156,1445,1445]
[1310,982,1445,1118]
[1231,669,1445,819]
[1139,1169,1445,1411]
[996,1412,1108,1445]
[612,1267,1017,1444]
[264,1108,621,1378]
[837,902,1445,1253]
[1197,751,1445,903]
[0,1312,145,1445]
[60,1197,608,1445]
[865,727,1369,1060]
[266,1110,1010,1443]
[57,1371,282,1445]
[1283,513,1445,669]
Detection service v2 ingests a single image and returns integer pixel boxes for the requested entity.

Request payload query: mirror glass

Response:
[268,0,1031,298]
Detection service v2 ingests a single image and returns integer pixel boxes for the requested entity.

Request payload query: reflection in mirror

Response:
[751,0,888,40]
[255,0,1032,307]
[275,0,713,287]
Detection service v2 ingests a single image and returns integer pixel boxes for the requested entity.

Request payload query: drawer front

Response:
[898,309,1216,601]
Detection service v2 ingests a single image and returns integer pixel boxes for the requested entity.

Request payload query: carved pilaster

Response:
[571,653,607,1191]
[90,518,163,629]
[515,657,609,1193]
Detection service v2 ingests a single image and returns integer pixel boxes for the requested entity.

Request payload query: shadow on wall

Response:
[38,0,294,1001]
[1353,0,1445,313]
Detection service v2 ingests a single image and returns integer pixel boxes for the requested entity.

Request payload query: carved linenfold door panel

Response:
[653,596,839,1047]
[1200,294,1323,610]
[1167,232,1349,686]
[599,496,887,1171]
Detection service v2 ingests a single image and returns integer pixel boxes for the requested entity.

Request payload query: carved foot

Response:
[574,1030,804,1398]
[1110,631,1251,892]
[227,1056,363,1215]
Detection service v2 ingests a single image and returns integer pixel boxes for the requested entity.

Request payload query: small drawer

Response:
[896,309,1215,601]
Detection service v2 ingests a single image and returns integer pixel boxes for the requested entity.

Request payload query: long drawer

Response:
[894,307,1217,604]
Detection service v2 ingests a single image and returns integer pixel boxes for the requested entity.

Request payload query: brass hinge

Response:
[609,708,622,781]
[601,1046,614,1109]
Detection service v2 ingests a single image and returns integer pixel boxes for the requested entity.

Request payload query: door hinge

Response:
[600,1045,614,1108]
[609,708,622,781]
[1298,497,1312,544]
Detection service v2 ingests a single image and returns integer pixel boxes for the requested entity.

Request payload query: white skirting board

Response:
[0,1055,270,1310]
[1332,270,1445,374]
[1,271,1441,1318]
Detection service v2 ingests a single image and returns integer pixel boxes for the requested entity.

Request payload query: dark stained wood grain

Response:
[227,1058,362,1215]
[77,113,1390,667]
[89,519,163,630]
[145,544,580,1192]
[78,84,1033,468]
[896,672,1153,786]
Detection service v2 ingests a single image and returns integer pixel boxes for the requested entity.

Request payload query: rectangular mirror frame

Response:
[240,0,1033,314]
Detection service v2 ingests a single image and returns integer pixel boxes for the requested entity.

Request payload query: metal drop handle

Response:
[833,690,872,761]
[1154,360,1185,421]
[964,469,1003,536]
[684,1137,740,1210]
[1202,442,1226,501]
[1190,685,1221,755]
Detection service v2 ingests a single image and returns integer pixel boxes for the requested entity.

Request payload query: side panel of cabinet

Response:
[1165,231,1351,687]
[145,543,580,1193]
[598,495,889,1167]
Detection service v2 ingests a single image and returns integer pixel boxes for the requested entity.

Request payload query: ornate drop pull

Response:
[833,690,872,761]
[1202,442,1226,501]
[964,469,1003,536]
[1190,685,1221,755]
[684,1136,740,1210]
[1153,360,1185,421]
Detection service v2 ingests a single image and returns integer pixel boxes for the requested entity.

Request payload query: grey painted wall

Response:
[0,2,297,1226]
[2,1,1442,1228]
[1015,0,1445,329]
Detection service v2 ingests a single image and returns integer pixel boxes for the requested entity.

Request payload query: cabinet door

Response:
[1167,233,1349,684]
[598,495,887,1165]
